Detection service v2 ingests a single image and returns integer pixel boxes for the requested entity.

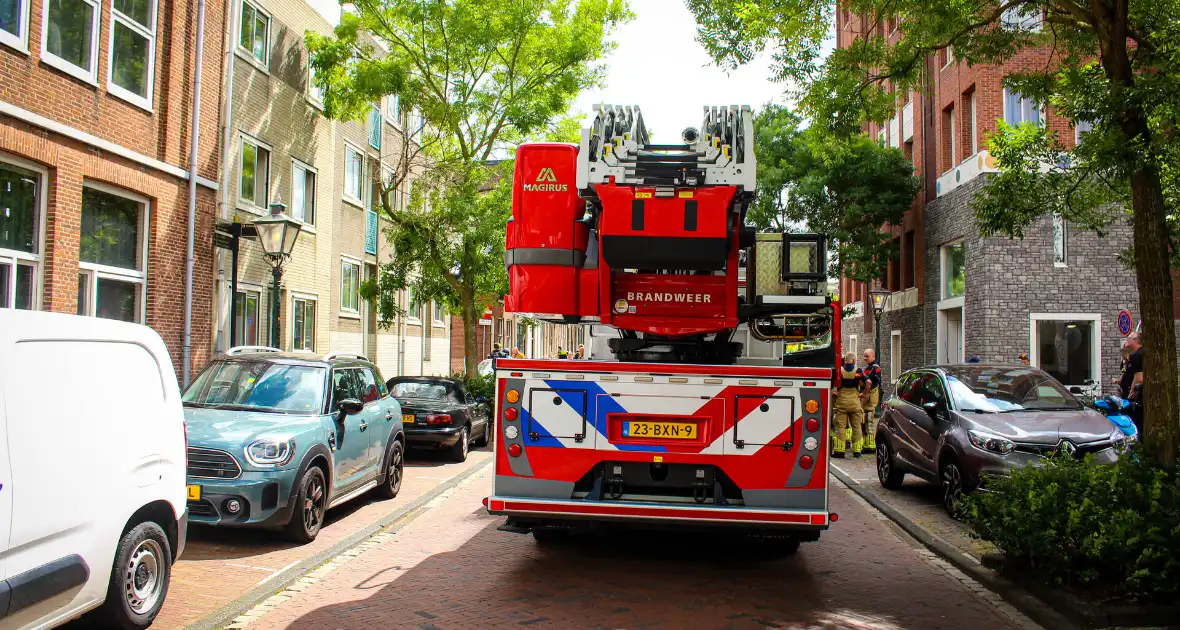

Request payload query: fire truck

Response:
[485,104,840,552]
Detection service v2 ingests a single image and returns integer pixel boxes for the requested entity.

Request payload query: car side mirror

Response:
[922,401,941,419]
[338,399,364,416]
[1069,386,1084,395]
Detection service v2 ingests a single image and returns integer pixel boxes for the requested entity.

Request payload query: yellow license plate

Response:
[403,413,415,424]
[623,421,697,440]
[186,485,201,501]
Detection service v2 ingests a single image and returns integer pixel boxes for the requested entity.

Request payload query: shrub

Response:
[962,453,1180,603]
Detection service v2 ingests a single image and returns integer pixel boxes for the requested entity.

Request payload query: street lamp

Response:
[252,198,302,348]
[868,284,890,375]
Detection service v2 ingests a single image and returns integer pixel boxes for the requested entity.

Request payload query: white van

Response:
[0,310,186,629]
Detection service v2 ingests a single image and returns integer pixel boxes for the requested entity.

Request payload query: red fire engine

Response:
[485,105,839,552]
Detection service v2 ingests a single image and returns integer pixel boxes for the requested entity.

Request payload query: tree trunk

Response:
[461,286,479,377]
[1129,165,1179,468]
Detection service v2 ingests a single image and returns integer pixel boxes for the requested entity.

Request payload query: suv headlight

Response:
[244,438,296,467]
[968,429,1014,455]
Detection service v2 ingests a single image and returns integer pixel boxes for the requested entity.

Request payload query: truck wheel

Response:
[285,466,327,543]
[94,521,172,629]
[450,426,469,462]
[375,440,404,500]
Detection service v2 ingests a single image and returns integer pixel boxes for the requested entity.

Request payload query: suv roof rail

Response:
[323,351,369,362]
[226,345,283,356]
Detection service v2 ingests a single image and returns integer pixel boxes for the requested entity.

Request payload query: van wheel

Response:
[94,521,172,629]
[450,427,469,462]
[375,441,404,500]
[285,466,327,543]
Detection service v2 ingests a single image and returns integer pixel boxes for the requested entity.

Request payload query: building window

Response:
[1052,213,1067,266]
[0,0,31,51]
[341,259,360,314]
[968,90,978,156]
[385,94,399,124]
[940,45,954,69]
[432,300,445,325]
[292,296,316,352]
[941,241,965,299]
[77,186,146,323]
[108,0,157,107]
[407,288,423,322]
[234,289,260,346]
[239,0,269,67]
[902,230,915,289]
[41,0,100,83]
[1003,87,1043,126]
[0,162,41,310]
[344,144,364,204]
[1031,316,1098,387]
[291,160,315,225]
[239,135,270,209]
[306,52,322,103]
[890,330,902,383]
[944,105,956,172]
[848,335,858,358]
[1075,119,1094,145]
[1002,6,1043,32]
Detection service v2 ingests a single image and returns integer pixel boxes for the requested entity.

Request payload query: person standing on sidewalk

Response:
[832,352,866,458]
[1119,332,1145,432]
[489,343,509,359]
[861,349,882,455]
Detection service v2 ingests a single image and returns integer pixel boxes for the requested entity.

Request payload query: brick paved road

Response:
[237,467,1037,630]
[145,448,493,629]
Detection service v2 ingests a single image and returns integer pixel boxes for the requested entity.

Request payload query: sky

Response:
[306,0,793,134]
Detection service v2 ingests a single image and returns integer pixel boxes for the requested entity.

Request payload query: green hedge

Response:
[962,453,1180,602]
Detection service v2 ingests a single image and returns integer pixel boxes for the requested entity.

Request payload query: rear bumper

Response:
[406,426,463,447]
[486,496,830,532]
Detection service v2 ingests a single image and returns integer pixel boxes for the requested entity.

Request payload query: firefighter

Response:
[861,348,882,454]
[832,351,865,458]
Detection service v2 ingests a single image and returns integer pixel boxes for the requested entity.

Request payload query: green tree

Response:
[750,104,921,284]
[307,0,630,376]
[689,0,1180,466]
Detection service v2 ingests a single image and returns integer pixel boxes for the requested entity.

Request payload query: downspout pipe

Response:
[184,0,208,386]
[215,0,240,351]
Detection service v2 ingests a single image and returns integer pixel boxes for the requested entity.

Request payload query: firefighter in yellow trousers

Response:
[861,348,882,454]
[832,351,866,458]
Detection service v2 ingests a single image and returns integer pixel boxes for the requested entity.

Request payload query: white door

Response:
[939,308,964,363]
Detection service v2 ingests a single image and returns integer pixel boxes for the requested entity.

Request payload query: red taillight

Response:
[482,497,489,507]
[508,443,522,457]
[803,381,816,386]
[799,455,814,469]
[510,371,523,377]
[805,418,820,432]
[426,414,452,426]
[503,407,518,421]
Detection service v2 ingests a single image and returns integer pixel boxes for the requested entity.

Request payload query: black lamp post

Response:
[868,284,890,369]
[252,198,302,348]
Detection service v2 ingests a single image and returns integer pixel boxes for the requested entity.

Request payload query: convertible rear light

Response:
[426,414,452,426]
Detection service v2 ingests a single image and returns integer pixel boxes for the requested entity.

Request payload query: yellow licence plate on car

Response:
[187,485,201,501]
[622,421,697,440]
[403,413,415,424]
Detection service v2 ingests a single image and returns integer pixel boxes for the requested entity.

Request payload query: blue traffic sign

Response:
[1117,310,1133,336]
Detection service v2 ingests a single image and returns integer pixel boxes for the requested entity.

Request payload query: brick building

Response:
[834,7,1171,395]
[0,0,224,379]
[449,305,587,374]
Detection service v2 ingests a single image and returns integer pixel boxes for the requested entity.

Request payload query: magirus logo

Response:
[523,167,568,192]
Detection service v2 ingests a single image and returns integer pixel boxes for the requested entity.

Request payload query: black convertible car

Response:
[387,376,491,462]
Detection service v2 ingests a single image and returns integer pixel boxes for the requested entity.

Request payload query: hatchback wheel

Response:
[876,441,906,489]
[285,466,327,543]
[941,458,966,518]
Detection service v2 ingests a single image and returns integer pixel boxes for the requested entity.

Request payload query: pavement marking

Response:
[226,564,279,573]
[224,468,490,629]
[255,560,301,586]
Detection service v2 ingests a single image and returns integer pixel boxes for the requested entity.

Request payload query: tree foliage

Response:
[307,0,629,375]
[750,104,921,284]
[689,0,1180,466]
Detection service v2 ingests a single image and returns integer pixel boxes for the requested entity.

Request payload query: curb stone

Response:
[830,467,1076,630]
[187,458,493,630]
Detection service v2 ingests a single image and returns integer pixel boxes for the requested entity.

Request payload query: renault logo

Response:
[536,168,558,183]
[1055,439,1078,457]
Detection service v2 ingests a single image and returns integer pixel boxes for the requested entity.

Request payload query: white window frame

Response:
[1028,313,1102,388]
[890,330,902,383]
[939,240,965,306]
[306,52,323,107]
[290,158,316,228]
[969,91,978,157]
[290,291,318,353]
[1074,119,1094,145]
[0,154,48,311]
[76,181,150,324]
[848,335,858,359]
[238,133,271,213]
[236,0,270,73]
[947,106,957,171]
[1003,87,1044,126]
[40,0,101,85]
[1052,213,1068,267]
[343,142,365,207]
[0,0,31,53]
[385,94,400,127]
[405,287,422,324]
[233,284,263,346]
[941,45,954,69]
[106,0,158,111]
[432,300,445,327]
[340,256,361,317]
[1002,6,1043,32]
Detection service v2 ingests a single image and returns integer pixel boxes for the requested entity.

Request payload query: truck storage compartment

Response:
[596,183,735,271]
[505,143,586,317]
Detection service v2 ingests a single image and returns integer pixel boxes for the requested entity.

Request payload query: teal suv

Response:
[181,348,405,542]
